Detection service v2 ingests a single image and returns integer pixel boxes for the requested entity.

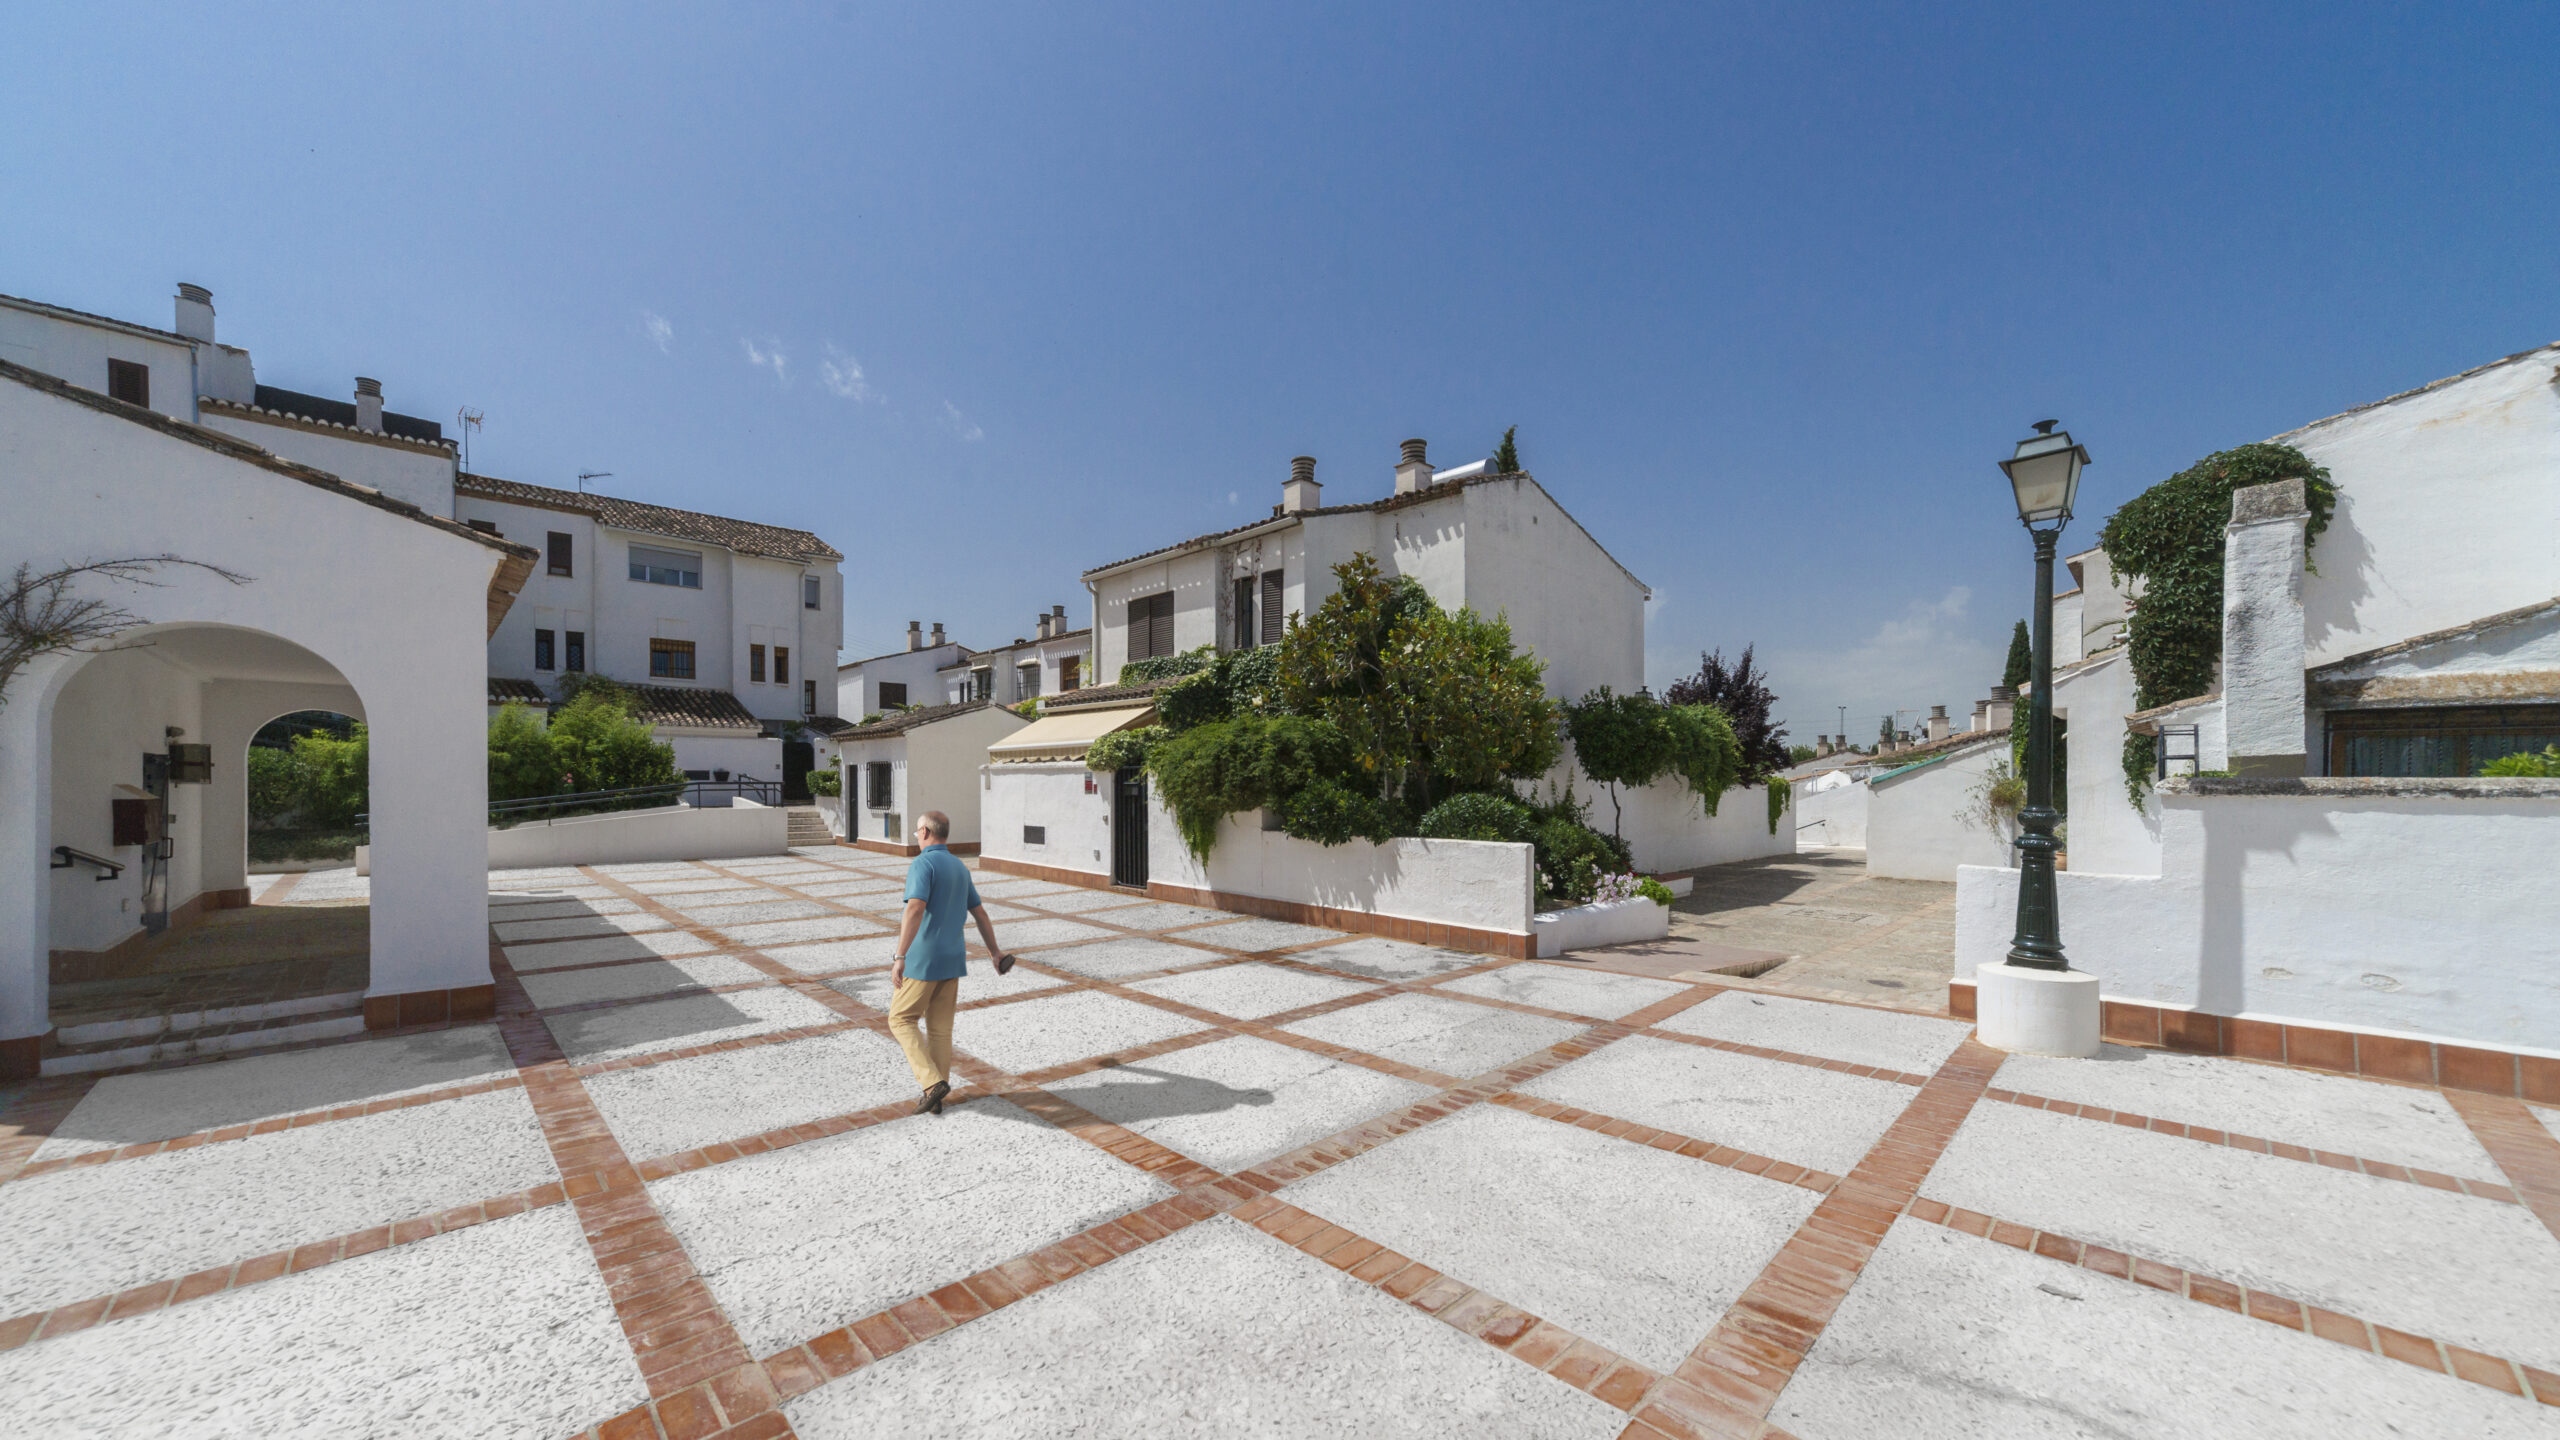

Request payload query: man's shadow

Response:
[978,1064,1277,1124]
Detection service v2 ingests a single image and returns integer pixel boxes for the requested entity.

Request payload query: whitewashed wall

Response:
[0,302,197,422]
[44,648,207,952]
[203,413,456,517]
[1612,777,1794,873]
[481,803,784,869]
[1865,741,2016,881]
[1149,806,1535,938]
[980,763,1115,878]
[668,734,784,792]
[2053,651,2162,878]
[1793,775,1868,849]
[1954,779,2560,1053]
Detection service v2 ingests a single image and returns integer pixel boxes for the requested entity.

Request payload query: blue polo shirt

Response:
[900,844,981,981]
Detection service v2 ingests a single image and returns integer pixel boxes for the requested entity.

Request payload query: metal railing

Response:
[52,845,125,880]
[2156,725,2202,780]
[354,777,786,835]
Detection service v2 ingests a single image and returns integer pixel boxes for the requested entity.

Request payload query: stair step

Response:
[43,1006,370,1077]
[54,988,372,1048]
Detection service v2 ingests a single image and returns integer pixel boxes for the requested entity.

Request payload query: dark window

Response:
[533,629,555,671]
[879,681,908,709]
[1261,570,1286,646]
[803,575,822,610]
[971,668,992,702]
[2326,706,2560,777]
[683,769,713,781]
[1024,825,1047,846]
[1127,591,1175,660]
[106,359,149,408]
[466,519,501,536]
[804,679,817,715]
[1232,577,1256,650]
[866,761,894,809]
[750,644,766,683]
[650,638,696,679]
[546,532,573,576]
[565,631,585,672]
[775,647,790,686]
[1019,662,1041,699]
[1059,654,1080,691]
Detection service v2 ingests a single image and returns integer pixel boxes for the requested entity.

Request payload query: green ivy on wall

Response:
[1764,775,1787,835]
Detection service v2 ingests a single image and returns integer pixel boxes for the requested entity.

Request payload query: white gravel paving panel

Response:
[32,1026,517,1160]
[504,928,716,970]
[1025,936,1218,979]
[967,878,1075,899]
[587,1030,916,1159]
[1657,988,1974,1075]
[545,986,844,1065]
[1289,1103,1817,1371]
[952,991,1209,1074]
[627,879,761,898]
[785,1216,1623,1440]
[668,897,838,924]
[488,883,612,900]
[795,877,906,898]
[1177,917,1352,953]
[1012,887,1152,914]
[0,1204,644,1440]
[1993,1044,2500,1180]
[1284,992,1584,1078]
[1522,1033,1913,1175]
[763,935,905,974]
[492,910,675,942]
[652,1096,1174,1353]
[591,861,712,877]
[0,1088,556,1315]
[1084,901,1233,931]
[1436,961,1689,1019]
[1924,1101,2560,1371]
[997,916,1121,950]
[826,965,1068,1012]
[285,867,369,901]
[484,897,641,923]
[517,953,775,1011]
[1291,935,1485,981]
[1046,1035,1432,1172]
[1128,962,1378,1019]
[1775,1218,2560,1440]
[714,914,891,948]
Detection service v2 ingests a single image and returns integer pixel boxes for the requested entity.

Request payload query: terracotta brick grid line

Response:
[1611,1039,2006,1440]
[0,1077,102,1187]
[1984,1087,2523,1205]
[2443,1088,2560,1247]
[1636,1026,1931,1088]
[1485,1093,1842,1198]
[1904,1197,2560,1408]
[8,1072,533,1181]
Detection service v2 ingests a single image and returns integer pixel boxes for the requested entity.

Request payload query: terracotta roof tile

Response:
[457,472,842,563]
[829,699,1003,740]
[620,684,764,733]
[488,676,548,706]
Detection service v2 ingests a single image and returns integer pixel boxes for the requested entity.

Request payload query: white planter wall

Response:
[980,763,1114,878]
[1866,743,2015,882]
[1535,897,1671,957]
[1610,777,1794,873]
[1149,805,1535,938]
[480,803,785,869]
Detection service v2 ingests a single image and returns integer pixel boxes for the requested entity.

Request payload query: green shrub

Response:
[1519,786,1633,908]
[2481,744,2560,778]
[1566,688,1744,832]
[1120,646,1217,685]
[487,702,561,802]
[1148,714,1356,858]
[1154,668,1233,732]
[290,726,369,829]
[1765,775,1789,834]
[1277,779,1400,847]
[548,684,679,792]
[1086,724,1162,774]
[246,745,299,822]
[1418,791,1537,844]
[803,766,841,796]
[1635,876,1677,907]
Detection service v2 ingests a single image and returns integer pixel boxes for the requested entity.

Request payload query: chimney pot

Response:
[930,621,946,647]
[353,377,384,432]
[1282,456,1322,513]
[1394,438,1434,495]
[173,283,215,343]
[906,620,923,652]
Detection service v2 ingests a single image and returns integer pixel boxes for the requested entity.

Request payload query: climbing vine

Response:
[1764,775,1787,835]
[2095,444,2337,808]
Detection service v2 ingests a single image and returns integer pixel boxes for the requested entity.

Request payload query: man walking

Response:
[889,810,1010,1115]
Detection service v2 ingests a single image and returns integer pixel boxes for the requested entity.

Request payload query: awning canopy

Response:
[988,705,1153,763]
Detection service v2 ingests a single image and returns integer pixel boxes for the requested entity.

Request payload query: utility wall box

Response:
[166,744,213,784]
[111,798,153,848]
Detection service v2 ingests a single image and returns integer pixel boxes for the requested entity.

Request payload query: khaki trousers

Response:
[888,976,959,1088]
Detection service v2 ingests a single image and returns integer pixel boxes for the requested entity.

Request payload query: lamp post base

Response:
[1974,961,2101,1057]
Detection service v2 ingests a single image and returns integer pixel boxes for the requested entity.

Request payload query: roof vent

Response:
[1283,456,1322,513]
[353,377,384,433]
[1394,438,1432,495]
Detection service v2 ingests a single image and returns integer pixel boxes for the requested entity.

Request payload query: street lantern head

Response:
[2001,425,2090,531]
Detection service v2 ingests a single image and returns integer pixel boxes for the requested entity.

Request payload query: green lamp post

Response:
[1999,420,2089,971]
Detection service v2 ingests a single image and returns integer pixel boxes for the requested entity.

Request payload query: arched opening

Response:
[43,624,374,1069]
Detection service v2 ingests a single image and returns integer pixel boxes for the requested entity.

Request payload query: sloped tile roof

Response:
[1041,676,1177,712]
[488,676,548,706]
[829,699,1003,740]
[621,684,765,733]
[248,384,446,443]
[457,472,842,563]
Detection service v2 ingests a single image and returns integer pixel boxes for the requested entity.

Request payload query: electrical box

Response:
[112,798,153,847]
[142,752,169,797]
[167,744,213,785]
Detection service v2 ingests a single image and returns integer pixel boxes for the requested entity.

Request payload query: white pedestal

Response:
[1974,961,2101,1057]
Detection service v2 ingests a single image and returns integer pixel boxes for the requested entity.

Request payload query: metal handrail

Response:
[2156,725,2202,780]
[53,846,125,880]
[352,778,786,835]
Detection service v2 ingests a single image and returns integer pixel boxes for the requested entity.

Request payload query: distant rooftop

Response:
[458,472,841,564]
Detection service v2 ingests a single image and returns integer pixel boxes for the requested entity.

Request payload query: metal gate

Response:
[1112,767,1149,888]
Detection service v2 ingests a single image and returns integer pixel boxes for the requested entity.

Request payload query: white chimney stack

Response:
[2223,478,2312,777]
[1282,455,1322,513]
[1051,603,1067,634]
[930,621,946,648]
[1927,705,1950,742]
[1987,686,2017,731]
[906,620,923,652]
[353,376,384,433]
[174,283,215,343]
[1394,438,1432,495]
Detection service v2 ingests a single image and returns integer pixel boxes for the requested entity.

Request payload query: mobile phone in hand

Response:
[994,952,1016,976]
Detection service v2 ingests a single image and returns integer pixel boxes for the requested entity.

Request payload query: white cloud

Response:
[1227,490,1239,506]
[1673,586,2003,745]
[740,337,789,384]
[939,400,984,441]
[640,311,672,353]
[820,343,874,401]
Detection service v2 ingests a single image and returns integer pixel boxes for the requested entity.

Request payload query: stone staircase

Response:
[785,806,836,848]
[42,991,369,1076]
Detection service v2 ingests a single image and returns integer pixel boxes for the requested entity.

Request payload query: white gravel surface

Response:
[491,911,675,943]
[651,1096,1174,1353]
[0,1204,645,1440]
[784,1216,1626,1440]
[504,929,716,970]
[586,1029,917,1159]
[1435,962,1689,1019]
[1521,1033,1914,1175]
[1774,1219,2560,1440]
[287,868,370,902]
[1290,936,1484,981]
[1287,1103,1818,1370]
[994,917,1121,950]
[484,897,641,922]
[1175,918,1351,953]
[486,883,613,900]
[1283,993,1584,1078]
[544,986,845,1065]
[1992,1045,2500,1180]
[1656,990,1974,1075]
[1922,1101,2560,1372]
[1083,902,1232,931]
[968,879,1077,899]
[826,965,1068,1012]
[1010,887,1153,914]
[627,879,760,897]
[486,865,590,883]
[950,991,1210,1075]
[0,1088,557,1316]
[32,1025,518,1160]
[1128,962,1378,1019]
[795,877,906,898]
[1044,1035,1432,1172]
[1025,936,1221,980]
[515,954,775,1011]
[713,915,891,949]
[762,936,905,974]
[667,897,838,924]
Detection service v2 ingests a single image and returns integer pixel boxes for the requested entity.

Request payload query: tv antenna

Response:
[577,471,614,494]
[455,407,484,473]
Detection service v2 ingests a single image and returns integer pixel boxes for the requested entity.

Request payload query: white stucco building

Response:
[939,606,1093,706]
[836,622,969,721]
[830,702,1028,853]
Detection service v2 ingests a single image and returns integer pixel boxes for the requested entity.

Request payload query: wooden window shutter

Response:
[1151,592,1176,658]
[1260,570,1285,646]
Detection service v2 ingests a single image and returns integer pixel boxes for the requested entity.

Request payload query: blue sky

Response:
[6,3,2554,742]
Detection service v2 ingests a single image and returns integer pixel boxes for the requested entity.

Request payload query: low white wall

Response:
[483,803,786,869]
[1953,780,2560,1053]
[980,762,1113,878]
[670,734,784,792]
[1535,897,1670,957]
[1150,805,1535,937]
[1867,744,2014,882]
[1793,779,1868,849]
[812,794,847,838]
[1612,778,1795,873]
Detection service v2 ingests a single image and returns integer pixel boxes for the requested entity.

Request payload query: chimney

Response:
[1035,612,1050,640]
[1282,455,1322,513]
[930,621,946,648]
[2223,478,2312,777]
[174,283,215,343]
[1051,603,1067,633]
[906,620,923,652]
[1394,438,1432,495]
[1927,705,1950,742]
[1815,737,1833,758]
[353,377,384,433]
[1971,699,1990,733]
[1986,685,2017,732]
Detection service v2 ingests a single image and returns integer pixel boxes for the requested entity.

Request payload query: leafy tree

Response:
[1878,714,1897,749]
[289,725,370,829]
[1491,426,1520,474]
[1664,645,1789,777]
[2002,620,2032,690]
[487,702,562,802]
[1787,743,1818,764]
[2481,745,2560,778]
[1565,688,1744,838]
[547,682,680,792]
[1147,714,1355,859]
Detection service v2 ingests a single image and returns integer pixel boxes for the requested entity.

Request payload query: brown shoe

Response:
[916,1080,950,1116]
